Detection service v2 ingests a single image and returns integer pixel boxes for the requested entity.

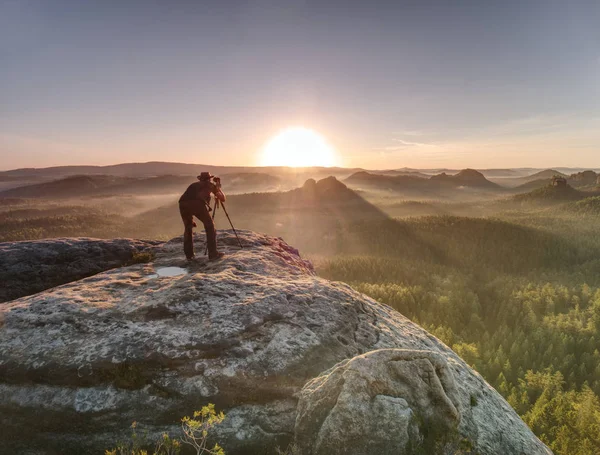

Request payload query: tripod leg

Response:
[204,200,218,256]
[220,202,243,248]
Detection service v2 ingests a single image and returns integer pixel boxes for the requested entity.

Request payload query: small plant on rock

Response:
[181,404,226,455]
[154,433,182,455]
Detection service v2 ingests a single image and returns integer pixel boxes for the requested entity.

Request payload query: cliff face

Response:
[0,232,552,455]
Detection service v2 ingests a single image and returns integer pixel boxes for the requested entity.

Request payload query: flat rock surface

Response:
[0,231,552,454]
[0,237,162,303]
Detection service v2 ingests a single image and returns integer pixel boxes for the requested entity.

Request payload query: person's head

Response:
[197,172,213,182]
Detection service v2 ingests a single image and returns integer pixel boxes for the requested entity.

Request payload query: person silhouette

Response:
[178,172,226,260]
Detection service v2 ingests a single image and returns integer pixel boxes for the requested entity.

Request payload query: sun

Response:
[260,127,338,167]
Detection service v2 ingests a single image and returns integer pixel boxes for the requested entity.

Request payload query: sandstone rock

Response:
[295,349,461,455]
[569,170,598,184]
[0,231,552,454]
[0,237,162,303]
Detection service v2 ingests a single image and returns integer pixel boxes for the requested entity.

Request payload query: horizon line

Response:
[2,160,600,173]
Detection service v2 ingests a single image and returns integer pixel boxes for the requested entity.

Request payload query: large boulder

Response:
[0,237,161,302]
[295,349,462,455]
[0,231,552,454]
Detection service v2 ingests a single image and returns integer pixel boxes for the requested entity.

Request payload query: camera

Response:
[213,176,221,188]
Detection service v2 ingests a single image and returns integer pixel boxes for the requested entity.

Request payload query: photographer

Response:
[178,172,226,261]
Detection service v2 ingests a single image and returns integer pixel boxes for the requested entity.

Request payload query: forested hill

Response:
[317,209,600,455]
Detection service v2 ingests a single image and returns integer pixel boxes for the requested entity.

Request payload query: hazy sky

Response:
[1,0,599,170]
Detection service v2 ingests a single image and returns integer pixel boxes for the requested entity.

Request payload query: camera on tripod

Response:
[202,174,243,250]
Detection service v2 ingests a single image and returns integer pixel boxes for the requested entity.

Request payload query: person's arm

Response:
[215,189,226,202]
[211,183,226,202]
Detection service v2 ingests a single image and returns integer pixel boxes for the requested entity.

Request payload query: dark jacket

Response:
[179,180,225,204]
[179,181,217,204]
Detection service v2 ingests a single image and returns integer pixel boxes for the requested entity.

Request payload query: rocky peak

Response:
[301,177,317,190]
[314,175,346,192]
[430,171,449,180]
[0,232,552,454]
[301,176,348,194]
[569,170,597,182]
[297,176,358,204]
[430,169,498,189]
[454,168,488,182]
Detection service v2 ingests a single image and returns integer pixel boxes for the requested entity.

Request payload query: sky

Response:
[1,0,599,170]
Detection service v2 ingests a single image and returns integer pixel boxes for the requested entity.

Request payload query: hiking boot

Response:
[209,252,225,261]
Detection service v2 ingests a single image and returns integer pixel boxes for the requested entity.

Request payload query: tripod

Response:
[204,198,243,255]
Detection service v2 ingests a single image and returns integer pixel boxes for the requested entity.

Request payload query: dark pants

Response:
[179,199,217,258]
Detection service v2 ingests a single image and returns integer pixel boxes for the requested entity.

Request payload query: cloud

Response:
[373,136,440,154]
[391,130,427,137]
[364,111,600,169]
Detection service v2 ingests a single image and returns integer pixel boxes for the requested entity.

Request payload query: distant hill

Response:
[512,182,591,204]
[3,162,597,180]
[511,170,600,192]
[495,169,569,188]
[3,162,596,196]
[0,161,363,180]
[477,169,523,177]
[371,169,430,178]
[528,169,568,180]
[430,168,500,188]
[0,175,136,199]
[0,172,283,199]
[0,174,48,192]
[348,169,503,188]
[345,169,502,200]
[0,162,256,178]
[409,167,536,177]
[514,178,553,191]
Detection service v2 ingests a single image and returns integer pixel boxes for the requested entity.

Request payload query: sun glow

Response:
[260,127,338,167]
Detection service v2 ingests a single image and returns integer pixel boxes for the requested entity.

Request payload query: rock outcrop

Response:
[295,349,462,455]
[0,237,161,303]
[569,170,598,186]
[0,231,552,454]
